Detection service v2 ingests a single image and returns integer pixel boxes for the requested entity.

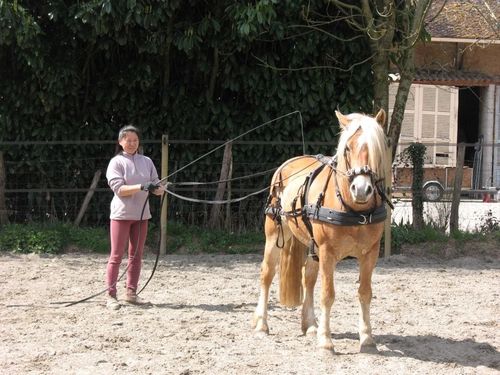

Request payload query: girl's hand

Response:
[152,184,165,196]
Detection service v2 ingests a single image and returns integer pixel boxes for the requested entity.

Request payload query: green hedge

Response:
[0,223,109,254]
[1,1,373,226]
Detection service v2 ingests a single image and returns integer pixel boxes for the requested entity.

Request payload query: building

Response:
[391,0,500,194]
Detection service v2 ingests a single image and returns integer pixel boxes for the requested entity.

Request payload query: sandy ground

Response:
[0,250,499,375]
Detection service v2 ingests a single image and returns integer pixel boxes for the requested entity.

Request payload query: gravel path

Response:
[1,251,499,374]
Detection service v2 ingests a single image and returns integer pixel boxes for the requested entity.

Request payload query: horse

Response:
[252,109,390,352]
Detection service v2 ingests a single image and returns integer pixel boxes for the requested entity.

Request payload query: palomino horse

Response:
[252,109,390,352]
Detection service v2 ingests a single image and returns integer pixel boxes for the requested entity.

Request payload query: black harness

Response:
[264,154,392,261]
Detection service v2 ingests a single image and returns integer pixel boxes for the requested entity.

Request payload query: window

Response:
[390,83,458,167]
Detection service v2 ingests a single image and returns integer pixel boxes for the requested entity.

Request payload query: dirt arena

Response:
[1,249,499,374]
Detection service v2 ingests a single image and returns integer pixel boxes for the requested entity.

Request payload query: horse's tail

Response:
[279,237,307,307]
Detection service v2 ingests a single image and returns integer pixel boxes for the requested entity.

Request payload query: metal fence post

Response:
[384,144,392,257]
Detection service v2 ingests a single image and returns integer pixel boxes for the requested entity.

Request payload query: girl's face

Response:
[119,131,140,154]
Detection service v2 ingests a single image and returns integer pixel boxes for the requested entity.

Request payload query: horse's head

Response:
[335,109,388,205]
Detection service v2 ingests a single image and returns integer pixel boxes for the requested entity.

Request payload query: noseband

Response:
[346,165,374,182]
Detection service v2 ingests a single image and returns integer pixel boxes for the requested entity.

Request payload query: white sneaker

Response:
[106,295,121,310]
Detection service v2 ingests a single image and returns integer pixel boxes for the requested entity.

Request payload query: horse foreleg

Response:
[252,222,284,334]
[301,257,319,336]
[357,247,379,352]
[317,250,336,351]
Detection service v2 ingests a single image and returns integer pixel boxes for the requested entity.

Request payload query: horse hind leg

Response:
[252,217,290,335]
[301,255,319,336]
[357,248,379,353]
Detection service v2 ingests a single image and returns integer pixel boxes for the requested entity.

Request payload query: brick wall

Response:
[393,166,473,189]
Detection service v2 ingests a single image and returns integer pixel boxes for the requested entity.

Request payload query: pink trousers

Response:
[106,219,148,297]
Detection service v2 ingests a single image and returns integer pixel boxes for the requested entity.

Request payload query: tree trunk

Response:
[209,143,232,229]
[450,144,466,232]
[207,46,219,103]
[371,52,390,115]
[361,0,394,115]
[388,48,416,161]
[162,19,174,107]
[412,170,425,230]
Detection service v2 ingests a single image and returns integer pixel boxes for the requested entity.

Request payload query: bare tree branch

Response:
[288,24,365,43]
[252,53,375,73]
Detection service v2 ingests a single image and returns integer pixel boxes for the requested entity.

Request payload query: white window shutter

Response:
[389,83,458,167]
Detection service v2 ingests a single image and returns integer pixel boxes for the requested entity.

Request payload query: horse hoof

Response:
[304,326,317,336]
[317,338,335,352]
[359,343,378,353]
[254,328,269,337]
[253,320,269,336]
[318,345,335,353]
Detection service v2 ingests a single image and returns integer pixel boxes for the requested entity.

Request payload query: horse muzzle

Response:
[349,175,374,203]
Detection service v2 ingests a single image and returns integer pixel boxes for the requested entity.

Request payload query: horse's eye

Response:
[345,145,351,153]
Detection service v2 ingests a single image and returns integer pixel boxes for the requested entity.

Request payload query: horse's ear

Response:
[335,111,350,129]
[375,109,387,130]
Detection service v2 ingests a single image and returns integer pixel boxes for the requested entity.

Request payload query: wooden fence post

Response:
[450,143,466,232]
[74,170,102,226]
[384,145,392,257]
[209,142,232,229]
[224,151,233,231]
[160,135,169,255]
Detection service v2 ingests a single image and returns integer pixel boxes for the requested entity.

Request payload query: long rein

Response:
[52,111,306,307]
[55,153,392,308]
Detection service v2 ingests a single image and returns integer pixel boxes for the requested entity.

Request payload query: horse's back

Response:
[270,155,323,193]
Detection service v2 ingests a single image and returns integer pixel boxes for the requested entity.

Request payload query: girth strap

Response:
[300,163,327,261]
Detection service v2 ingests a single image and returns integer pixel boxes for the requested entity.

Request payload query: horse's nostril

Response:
[366,186,373,195]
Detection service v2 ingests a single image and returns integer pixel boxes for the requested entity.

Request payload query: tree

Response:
[280,0,434,160]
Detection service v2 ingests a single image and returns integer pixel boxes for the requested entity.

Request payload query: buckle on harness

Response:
[359,214,372,225]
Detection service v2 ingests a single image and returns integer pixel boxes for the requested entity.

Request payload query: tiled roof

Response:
[414,68,499,86]
[426,0,500,40]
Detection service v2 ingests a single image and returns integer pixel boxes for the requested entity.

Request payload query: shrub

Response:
[66,226,110,253]
[477,210,499,234]
[0,224,63,254]
[0,224,30,253]
[0,223,109,254]
[389,222,448,254]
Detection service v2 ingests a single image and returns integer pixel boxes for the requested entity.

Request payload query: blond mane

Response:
[336,113,388,180]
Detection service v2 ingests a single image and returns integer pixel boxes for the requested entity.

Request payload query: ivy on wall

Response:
[403,142,426,229]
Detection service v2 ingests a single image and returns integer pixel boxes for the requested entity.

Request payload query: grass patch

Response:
[1,218,497,257]
[164,222,263,254]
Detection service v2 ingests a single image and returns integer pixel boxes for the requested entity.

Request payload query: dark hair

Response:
[118,125,140,140]
[115,125,142,155]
